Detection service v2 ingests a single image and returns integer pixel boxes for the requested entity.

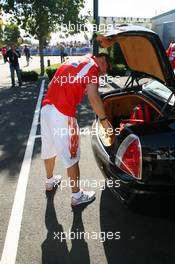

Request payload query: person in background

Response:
[69,44,73,56]
[23,45,31,66]
[1,46,7,63]
[166,42,175,70]
[5,44,22,88]
[60,44,65,63]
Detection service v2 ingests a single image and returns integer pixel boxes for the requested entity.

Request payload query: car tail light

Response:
[115,134,142,180]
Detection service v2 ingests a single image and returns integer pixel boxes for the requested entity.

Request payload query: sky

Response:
[50,1,175,44]
[18,0,175,45]
[83,0,175,18]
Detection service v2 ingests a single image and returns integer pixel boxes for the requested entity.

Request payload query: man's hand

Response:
[100,119,115,145]
[86,83,115,145]
[100,119,113,134]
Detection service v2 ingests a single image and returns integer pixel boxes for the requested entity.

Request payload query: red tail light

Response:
[115,134,142,180]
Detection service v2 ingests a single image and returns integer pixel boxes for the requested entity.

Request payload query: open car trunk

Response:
[99,93,163,147]
[103,93,162,127]
[98,94,175,182]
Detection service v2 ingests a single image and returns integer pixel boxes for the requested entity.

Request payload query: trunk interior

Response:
[104,93,163,127]
[100,93,164,147]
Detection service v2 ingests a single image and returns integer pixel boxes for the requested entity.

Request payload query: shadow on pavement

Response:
[0,84,95,178]
[0,82,41,178]
[100,188,175,264]
[41,188,90,264]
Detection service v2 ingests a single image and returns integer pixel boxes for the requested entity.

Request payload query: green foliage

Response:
[1,0,85,74]
[0,25,3,47]
[108,63,126,77]
[114,64,126,75]
[21,71,39,82]
[22,38,32,45]
[46,67,58,80]
[1,0,86,39]
[3,23,21,46]
[112,42,127,66]
[113,64,126,72]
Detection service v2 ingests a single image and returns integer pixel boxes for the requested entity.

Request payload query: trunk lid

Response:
[96,25,175,90]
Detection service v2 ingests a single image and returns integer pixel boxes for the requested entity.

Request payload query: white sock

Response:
[46,176,54,183]
[72,190,82,199]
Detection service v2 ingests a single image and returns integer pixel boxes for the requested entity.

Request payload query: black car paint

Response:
[92,26,175,204]
[91,90,175,204]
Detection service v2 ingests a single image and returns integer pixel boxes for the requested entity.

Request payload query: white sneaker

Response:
[71,190,95,206]
[45,175,62,191]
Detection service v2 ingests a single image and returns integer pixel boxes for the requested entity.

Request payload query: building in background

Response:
[100,16,151,29]
[151,9,175,48]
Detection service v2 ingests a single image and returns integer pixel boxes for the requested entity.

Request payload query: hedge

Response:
[109,64,127,76]
[21,71,39,82]
[46,67,57,81]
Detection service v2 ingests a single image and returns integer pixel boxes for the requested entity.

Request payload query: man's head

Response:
[95,53,112,75]
[10,44,16,51]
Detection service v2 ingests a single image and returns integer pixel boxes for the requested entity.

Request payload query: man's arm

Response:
[14,50,21,58]
[87,83,113,134]
[87,83,106,119]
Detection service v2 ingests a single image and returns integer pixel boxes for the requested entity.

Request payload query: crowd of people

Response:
[0,41,92,88]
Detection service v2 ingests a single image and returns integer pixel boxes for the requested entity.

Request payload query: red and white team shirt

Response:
[42,54,99,117]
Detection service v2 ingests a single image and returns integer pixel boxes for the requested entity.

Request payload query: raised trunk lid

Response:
[96,25,175,90]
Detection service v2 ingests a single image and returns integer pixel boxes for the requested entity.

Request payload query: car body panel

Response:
[91,116,175,203]
[91,26,175,204]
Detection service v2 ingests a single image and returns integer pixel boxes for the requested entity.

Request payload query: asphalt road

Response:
[0,56,175,264]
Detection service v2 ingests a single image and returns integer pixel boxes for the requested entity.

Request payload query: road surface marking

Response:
[34,135,41,139]
[0,79,45,264]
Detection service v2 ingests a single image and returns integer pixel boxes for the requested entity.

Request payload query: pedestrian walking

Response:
[5,44,22,88]
[69,44,73,56]
[40,53,113,206]
[23,45,31,66]
[60,44,65,63]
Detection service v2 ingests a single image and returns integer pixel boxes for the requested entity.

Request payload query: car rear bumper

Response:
[103,163,175,203]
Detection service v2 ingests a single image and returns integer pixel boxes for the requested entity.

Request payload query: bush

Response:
[109,64,127,76]
[46,67,57,81]
[21,71,39,82]
[112,43,127,65]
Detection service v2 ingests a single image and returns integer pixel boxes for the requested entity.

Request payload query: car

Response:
[91,25,175,205]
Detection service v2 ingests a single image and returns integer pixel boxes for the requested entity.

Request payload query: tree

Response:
[3,23,21,46]
[0,9,4,47]
[0,0,85,75]
[0,25,3,47]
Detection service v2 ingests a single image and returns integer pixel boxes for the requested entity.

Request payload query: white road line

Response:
[0,79,45,264]
[34,135,41,139]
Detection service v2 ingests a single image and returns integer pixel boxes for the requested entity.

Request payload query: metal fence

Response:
[29,47,93,56]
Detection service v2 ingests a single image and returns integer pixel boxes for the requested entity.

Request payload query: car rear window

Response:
[143,80,175,106]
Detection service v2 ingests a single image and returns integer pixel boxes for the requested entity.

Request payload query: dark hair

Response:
[96,53,112,72]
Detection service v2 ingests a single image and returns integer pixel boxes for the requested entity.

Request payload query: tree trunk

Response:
[39,37,45,75]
